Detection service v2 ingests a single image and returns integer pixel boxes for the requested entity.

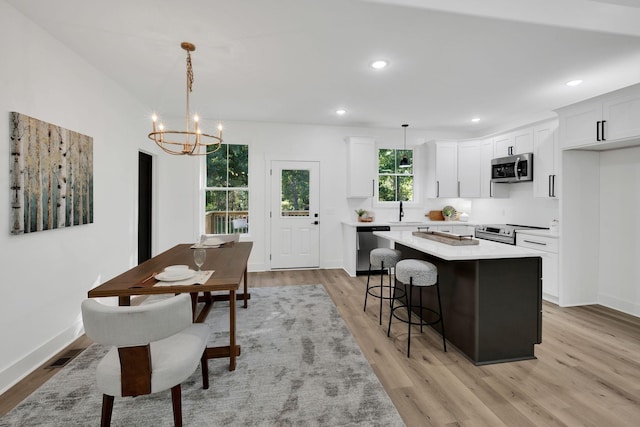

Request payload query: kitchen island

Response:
[374,230,543,365]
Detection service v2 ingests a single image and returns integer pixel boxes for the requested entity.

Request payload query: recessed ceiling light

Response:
[471,117,481,123]
[336,109,347,116]
[566,79,583,87]
[370,60,389,69]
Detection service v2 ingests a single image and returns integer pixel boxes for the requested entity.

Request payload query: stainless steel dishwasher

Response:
[356,225,391,275]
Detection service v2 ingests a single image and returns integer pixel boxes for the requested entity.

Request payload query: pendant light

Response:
[399,124,411,168]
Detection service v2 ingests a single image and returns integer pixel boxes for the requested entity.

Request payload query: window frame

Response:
[376,147,415,205]
[203,143,249,235]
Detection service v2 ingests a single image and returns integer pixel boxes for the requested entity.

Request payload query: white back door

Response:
[270,160,320,269]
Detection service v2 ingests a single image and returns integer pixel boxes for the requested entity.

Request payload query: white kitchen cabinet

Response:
[480,139,508,198]
[345,136,375,198]
[533,120,559,198]
[428,224,475,235]
[425,141,458,198]
[516,233,559,303]
[457,140,482,198]
[493,133,513,158]
[453,225,475,235]
[602,91,640,141]
[557,83,640,150]
[494,128,534,157]
[513,127,534,154]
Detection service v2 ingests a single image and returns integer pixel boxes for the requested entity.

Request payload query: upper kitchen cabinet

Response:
[493,127,534,157]
[345,137,376,198]
[557,83,640,150]
[457,140,482,198]
[425,141,459,198]
[533,120,559,198]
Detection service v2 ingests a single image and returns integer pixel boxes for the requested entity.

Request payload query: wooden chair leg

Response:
[201,351,210,389]
[101,394,114,427]
[171,385,182,427]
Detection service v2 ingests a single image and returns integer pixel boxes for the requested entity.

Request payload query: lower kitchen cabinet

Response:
[516,233,558,303]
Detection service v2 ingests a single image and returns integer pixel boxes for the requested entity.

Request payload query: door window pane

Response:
[281,169,310,217]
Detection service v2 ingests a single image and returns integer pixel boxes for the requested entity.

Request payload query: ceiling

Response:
[7,0,640,136]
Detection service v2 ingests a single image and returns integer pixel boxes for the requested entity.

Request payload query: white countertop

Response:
[374,230,545,261]
[342,220,476,227]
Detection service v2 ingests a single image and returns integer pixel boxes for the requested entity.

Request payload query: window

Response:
[378,148,413,202]
[205,144,249,234]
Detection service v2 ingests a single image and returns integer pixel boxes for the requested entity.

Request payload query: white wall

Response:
[471,183,559,227]
[0,1,197,393]
[598,146,640,316]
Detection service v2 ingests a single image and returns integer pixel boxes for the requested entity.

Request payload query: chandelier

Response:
[148,42,223,156]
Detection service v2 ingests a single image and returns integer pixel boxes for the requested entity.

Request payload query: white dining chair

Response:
[81,294,210,427]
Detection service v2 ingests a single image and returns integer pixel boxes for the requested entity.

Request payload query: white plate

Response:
[202,238,225,247]
[165,264,189,271]
[156,269,196,282]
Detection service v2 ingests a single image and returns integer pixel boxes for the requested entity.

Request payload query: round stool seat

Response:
[396,259,437,287]
[388,259,445,357]
[364,248,403,325]
[370,248,402,269]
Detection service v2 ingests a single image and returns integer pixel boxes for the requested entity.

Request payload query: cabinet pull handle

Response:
[548,175,552,197]
[551,175,556,197]
[372,179,375,197]
[489,181,493,197]
[596,120,601,141]
[457,181,460,197]
[601,120,606,141]
[524,239,547,246]
[437,181,440,197]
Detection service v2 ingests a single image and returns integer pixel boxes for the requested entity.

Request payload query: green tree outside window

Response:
[378,148,413,202]
[205,144,249,233]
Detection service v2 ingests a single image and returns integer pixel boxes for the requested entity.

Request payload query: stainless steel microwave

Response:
[491,153,533,183]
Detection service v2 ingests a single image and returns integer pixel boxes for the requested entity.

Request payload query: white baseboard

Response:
[542,293,559,305]
[598,293,640,318]
[0,319,85,395]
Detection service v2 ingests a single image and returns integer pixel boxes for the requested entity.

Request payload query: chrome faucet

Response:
[399,201,404,222]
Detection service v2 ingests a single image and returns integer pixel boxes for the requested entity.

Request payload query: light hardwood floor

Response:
[2,269,639,426]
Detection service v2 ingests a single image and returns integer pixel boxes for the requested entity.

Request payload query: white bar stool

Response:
[364,248,403,324]
[388,259,447,357]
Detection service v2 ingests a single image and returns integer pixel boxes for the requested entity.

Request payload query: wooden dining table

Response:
[87,241,253,371]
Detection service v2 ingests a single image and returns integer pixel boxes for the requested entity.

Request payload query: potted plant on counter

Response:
[355,209,373,222]
[442,205,456,221]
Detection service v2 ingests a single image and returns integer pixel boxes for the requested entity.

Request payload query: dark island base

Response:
[396,244,542,365]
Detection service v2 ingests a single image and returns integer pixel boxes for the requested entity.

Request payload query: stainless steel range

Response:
[475,224,548,245]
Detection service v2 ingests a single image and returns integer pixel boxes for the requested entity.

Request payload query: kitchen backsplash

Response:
[347,182,559,227]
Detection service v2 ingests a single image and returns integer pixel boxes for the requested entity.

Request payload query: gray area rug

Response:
[1,285,405,426]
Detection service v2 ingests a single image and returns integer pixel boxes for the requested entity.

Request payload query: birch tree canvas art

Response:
[9,112,93,234]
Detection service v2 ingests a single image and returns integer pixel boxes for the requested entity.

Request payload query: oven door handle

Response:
[514,157,520,180]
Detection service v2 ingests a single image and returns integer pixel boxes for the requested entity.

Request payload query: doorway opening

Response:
[138,152,152,264]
